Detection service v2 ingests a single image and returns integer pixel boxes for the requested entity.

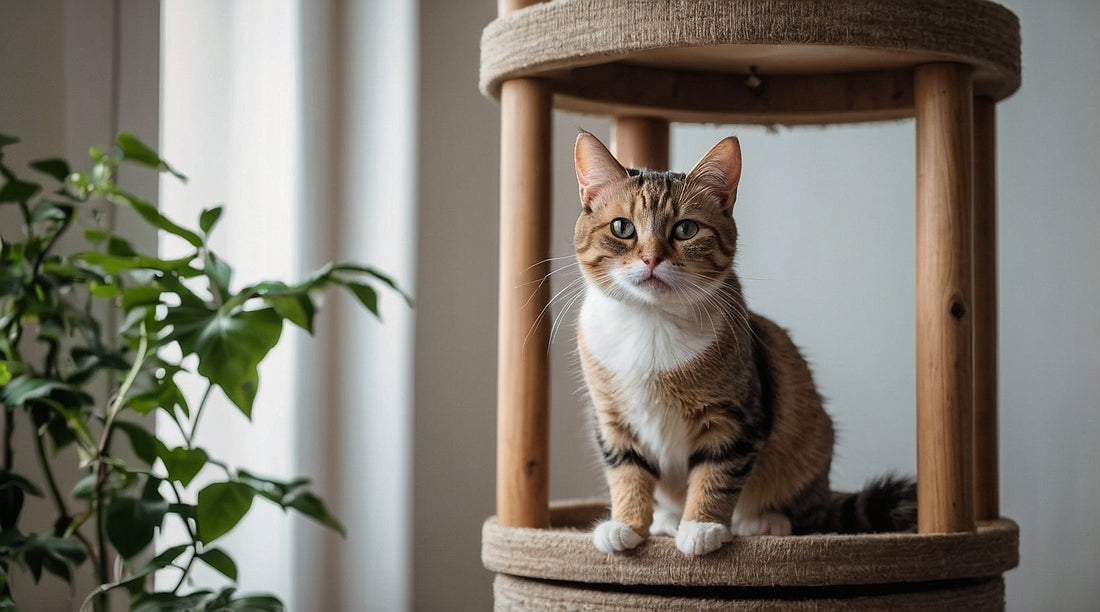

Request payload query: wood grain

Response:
[496,77,552,528]
[611,116,670,170]
[972,96,999,521]
[915,63,975,534]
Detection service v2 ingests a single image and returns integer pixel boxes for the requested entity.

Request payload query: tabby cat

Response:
[572,132,915,556]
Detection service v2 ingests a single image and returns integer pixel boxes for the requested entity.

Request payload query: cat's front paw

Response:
[675,520,732,556]
[592,520,645,553]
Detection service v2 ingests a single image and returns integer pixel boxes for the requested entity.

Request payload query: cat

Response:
[572,131,916,556]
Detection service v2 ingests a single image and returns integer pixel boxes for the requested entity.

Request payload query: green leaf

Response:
[114,421,158,465]
[101,187,202,248]
[332,263,413,305]
[1,376,92,406]
[151,543,190,568]
[107,235,138,257]
[126,371,189,418]
[263,291,315,333]
[205,251,233,300]
[53,404,99,465]
[89,281,120,299]
[200,206,223,235]
[80,543,190,606]
[234,471,343,536]
[84,228,110,244]
[197,547,238,581]
[236,470,309,504]
[114,133,186,180]
[29,200,74,223]
[22,534,87,584]
[0,178,40,204]
[0,470,40,497]
[0,135,17,149]
[81,251,197,275]
[122,285,163,311]
[213,593,285,611]
[72,474,96,501]
[0,363,10,386]
[0,484,24,530]
[284,490,346,537]
[339,282,379,317]
[194,309,283,418]
[157,444,208,487]
[105,495,169,558]
[132,591,214,612]
[196,482,255,544]
[28,158,71,182]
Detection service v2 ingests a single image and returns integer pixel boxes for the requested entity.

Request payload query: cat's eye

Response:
[610,218,636,239]
[672,220,699,240]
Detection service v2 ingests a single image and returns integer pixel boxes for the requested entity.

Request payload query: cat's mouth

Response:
[637,276,671,292]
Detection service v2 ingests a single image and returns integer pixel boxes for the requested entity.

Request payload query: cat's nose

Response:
[642,256,660,272]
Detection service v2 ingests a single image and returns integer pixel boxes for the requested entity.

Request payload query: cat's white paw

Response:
[675,520,732,556]
[592,520,644,553]
[731,510,792,536]
[651,507,680,537]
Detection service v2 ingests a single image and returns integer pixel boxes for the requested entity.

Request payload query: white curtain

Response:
[160,1,416,609]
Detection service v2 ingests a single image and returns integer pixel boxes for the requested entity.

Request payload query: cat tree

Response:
[479,1,1020,608]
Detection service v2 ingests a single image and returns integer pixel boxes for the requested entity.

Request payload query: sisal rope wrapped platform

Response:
[494,573,1006,611]
[479,0,1021,124]
[483,501,1018,589]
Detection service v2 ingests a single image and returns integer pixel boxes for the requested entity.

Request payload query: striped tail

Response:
[820,474,917,534]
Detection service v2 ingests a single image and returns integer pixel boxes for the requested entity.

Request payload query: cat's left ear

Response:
[686,136,742,213]
[575,131,629,210]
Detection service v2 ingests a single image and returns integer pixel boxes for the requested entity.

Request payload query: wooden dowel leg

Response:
[915,63,976,534]
[496,77,552,528]
[972,96,999,521]
[611,116,670,170]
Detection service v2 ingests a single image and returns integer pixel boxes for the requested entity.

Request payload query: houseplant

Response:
[0,133,406,611]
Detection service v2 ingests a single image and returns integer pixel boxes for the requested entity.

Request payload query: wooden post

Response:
[972,96,999,521]
[915,63,976,534]
[496,75,553,528]
[611,116,670,170]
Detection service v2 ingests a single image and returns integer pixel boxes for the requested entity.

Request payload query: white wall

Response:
[414,1,1099,610]
[161,2,418,610]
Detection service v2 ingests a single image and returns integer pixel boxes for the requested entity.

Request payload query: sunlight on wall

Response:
[159,0,301,603]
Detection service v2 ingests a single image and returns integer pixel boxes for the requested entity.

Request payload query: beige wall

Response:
[414,1,610,609]
[0,1,159,609]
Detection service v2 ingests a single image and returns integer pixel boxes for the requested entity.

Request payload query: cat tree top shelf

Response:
[480,0,1021,125]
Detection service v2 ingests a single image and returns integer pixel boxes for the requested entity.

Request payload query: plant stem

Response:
[2,407,12,471]
[32,432,70,522]
[98,323,148,452]
[94,501,108,612]
[89,324,148,612]
[184,384,214,448]
[168,481,200,594]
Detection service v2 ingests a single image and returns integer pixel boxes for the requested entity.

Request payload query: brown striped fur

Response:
[573,132,915,556]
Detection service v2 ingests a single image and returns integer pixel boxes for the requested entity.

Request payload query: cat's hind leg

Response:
[650,505,680,537]
[731,507,792,536]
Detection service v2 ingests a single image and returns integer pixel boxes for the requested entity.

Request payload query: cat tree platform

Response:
[480,0,1021,609]
[485,502,1019,610]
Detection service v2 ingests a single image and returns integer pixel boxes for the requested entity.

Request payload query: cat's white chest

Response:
[579,288,714,378]
[580,287,715,499]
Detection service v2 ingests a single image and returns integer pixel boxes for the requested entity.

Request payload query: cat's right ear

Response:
[575,131,628,210]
